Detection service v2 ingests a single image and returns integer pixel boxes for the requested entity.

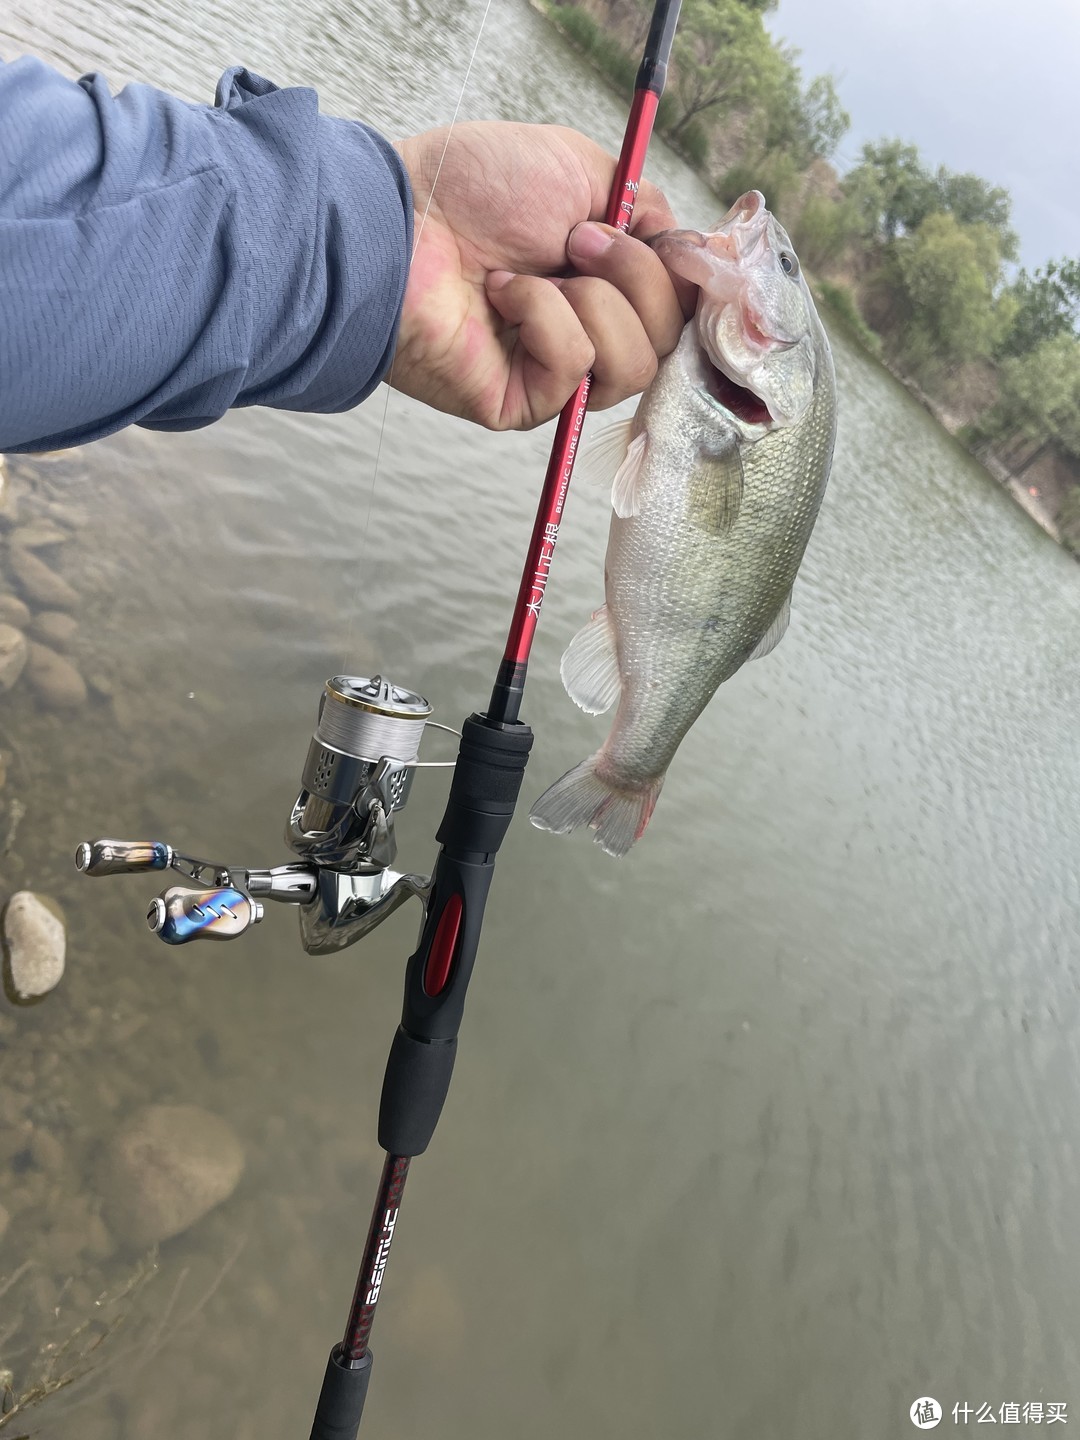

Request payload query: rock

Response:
[29,1127,65,1174]
[2,891,66,1000]
[0,593,31,628]
[26,641,87,710]
[0,475,25,528]
[9,521,69,550]
[8,547,78,610]
[29,610,77,652]
[99,1104,245,1247]
[0,625,27,692]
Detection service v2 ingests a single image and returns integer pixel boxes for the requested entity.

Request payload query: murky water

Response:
[1,3,1079,1437]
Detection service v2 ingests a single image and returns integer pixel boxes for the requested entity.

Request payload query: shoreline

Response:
[535,0,1072,556]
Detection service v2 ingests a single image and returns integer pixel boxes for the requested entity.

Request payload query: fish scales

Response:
[531,190,837,856]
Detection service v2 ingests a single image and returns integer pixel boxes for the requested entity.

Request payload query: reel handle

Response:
[147,885,264,945]
[75,839,173,876]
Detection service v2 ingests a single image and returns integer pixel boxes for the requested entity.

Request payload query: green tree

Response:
[999,258,1080,357]
[666,0,783,141]
[893,212,1004,374]
[763,63,849,167]
[995,333,1080,459]
[931,168,1018,261]
[842,139,936,243]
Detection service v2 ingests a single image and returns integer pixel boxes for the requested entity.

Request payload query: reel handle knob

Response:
[147,886,264,945]
[75,839,173,876]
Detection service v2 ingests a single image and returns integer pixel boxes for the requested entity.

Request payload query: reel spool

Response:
[288,676,434,873]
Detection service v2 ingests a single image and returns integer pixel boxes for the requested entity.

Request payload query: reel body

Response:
[76,675,447,954]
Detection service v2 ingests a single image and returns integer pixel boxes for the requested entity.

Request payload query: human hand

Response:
[391,122,695,431]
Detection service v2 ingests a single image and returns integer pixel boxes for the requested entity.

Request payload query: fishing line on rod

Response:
[339,0,495,674]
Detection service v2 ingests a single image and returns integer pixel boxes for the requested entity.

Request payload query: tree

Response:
[763,62,849,167]
[842,143,1017,260]
[932,168,1018,261]
[893,212,1004,374]
[842,139,936,243]
[666,0,783,141]
[999,258,1080,357]
[995,333,1080,460]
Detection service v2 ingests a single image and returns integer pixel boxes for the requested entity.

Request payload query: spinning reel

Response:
[76,674,455,954]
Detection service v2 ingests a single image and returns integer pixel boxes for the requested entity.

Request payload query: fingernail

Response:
[486,270,516,292]
[569,222,615,261]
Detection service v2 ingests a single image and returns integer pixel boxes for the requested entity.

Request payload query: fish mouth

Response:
[701,361,772,426]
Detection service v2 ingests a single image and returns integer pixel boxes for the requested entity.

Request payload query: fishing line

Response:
[339,0,495,674]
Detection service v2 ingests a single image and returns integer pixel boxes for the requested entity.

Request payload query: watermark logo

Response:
[911,1398,943,1429]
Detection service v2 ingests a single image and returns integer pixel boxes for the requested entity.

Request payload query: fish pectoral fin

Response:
[579,420,648,518]
[747,590,791,661]
[560,604,621,714]
[687,441,744,533]
[611,432,648,518]
[579,419,635,488]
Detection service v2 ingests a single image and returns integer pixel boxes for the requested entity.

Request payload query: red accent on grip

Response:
[422,893,463,997]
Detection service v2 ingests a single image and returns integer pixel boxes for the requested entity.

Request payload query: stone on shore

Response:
[9,521,70,550]
[30,611,78,652]
[99,1104,245,1247]
[8,547,78,610]
[2,891,66,1001]
[26,641,87,709]
[0,594,31,629]
[0,625,28,692]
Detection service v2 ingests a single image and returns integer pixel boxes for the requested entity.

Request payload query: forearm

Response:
[0,59,412,452]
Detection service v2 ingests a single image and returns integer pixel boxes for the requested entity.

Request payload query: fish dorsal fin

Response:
[560,604,621,714]
[748,590,791,661]
[687,440,744,533]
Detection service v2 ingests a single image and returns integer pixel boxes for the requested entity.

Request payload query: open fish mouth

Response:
[701,360,772,426]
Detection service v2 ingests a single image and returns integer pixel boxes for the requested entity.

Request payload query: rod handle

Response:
[309,1347,373,1440]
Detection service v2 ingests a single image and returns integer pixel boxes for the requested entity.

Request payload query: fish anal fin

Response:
[687,441,744,533]
[748,590,791,661]
[560,604,621,714]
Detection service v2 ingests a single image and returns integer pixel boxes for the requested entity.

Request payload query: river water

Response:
[1,3,1079,1438]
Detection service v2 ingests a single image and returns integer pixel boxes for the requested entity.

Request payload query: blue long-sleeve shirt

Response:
[0,58,413,451]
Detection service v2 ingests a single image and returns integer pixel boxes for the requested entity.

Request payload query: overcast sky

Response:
[768,0,1079,271]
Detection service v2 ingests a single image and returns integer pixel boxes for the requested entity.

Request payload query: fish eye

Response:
[779,251,799,278]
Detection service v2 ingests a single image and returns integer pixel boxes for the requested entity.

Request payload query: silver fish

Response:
[529,190,837,856]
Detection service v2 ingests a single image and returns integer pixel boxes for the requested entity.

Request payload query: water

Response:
[1,3,1079,1437]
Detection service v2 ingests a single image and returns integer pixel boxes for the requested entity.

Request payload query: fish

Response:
[529,189,837,856]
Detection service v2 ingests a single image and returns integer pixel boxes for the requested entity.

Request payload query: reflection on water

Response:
[1,2,1079,1438]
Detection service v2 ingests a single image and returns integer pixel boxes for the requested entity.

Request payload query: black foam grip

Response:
[378,1028,457,1156]
[435,715,533,856]
[309,1347,373,1440]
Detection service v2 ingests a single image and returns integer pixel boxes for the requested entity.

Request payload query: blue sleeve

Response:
[0,59,413,452]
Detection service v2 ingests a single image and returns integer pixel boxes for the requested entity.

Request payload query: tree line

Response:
[546,0,1080,549]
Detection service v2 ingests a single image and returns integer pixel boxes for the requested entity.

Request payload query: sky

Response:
[767,0,1079,271]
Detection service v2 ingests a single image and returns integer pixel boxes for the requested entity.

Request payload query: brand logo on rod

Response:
[364,1206,399,1306]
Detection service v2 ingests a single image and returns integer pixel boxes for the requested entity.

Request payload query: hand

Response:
[391,122,695,431]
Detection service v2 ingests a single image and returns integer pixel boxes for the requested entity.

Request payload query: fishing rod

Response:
[73,2,681,1433]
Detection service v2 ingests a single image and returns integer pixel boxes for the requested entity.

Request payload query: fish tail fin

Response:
[529,756,663,857]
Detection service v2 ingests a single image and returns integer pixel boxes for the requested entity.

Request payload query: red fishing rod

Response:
[308,5,681,1435]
